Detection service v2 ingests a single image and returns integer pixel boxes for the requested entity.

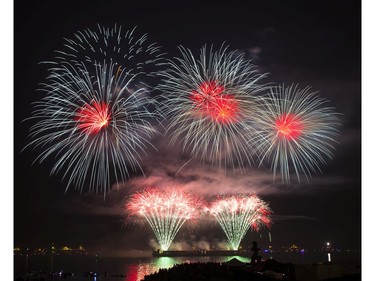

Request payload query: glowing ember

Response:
[191,81,224,110]
[209,194,272,250]
[75,101,111,135]
[126,188,202,251]
[275,113,302,139]
[213,95,239,124]
[191,81,238,124]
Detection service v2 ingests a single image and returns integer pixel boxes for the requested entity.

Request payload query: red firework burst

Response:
[275,113,303,140]
[75,101,111,135]
[190,81,239,124]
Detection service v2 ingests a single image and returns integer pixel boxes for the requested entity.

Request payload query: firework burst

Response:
[25,61,158,194]
[158,44,267,170]
[25,24,165,194]
[126,188,202,251]
[254,84,341,183]
[209,194,272,250]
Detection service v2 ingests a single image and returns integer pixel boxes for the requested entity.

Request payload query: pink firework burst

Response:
[209,194,272,250]
[126,188,203,251]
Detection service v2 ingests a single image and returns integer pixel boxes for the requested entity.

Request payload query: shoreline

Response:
[14,253,361,280]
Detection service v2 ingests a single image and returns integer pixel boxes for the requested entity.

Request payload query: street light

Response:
[326,242,332,263]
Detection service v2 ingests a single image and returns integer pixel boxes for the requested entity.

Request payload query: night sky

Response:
[14,0,361,257]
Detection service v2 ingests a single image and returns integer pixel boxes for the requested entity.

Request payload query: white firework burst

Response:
[26,61,159,194]
[25,24,165,194]
[253,84,341,183]
[158,44,267,170]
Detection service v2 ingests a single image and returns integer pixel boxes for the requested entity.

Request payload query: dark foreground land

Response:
[14,257,361,281]
[142,259,361,281]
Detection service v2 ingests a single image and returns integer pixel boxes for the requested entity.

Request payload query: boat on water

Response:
[152,249,250,257]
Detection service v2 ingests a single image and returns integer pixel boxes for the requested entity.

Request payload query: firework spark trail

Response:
[50,24,165,83]
[253,84,341,183]
[158,44,268,170]
[209,194,272,250]
[126,188,202,251]
[25,61,158,194]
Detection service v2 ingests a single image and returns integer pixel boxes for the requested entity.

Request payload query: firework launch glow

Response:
[159,44,267,170]
[254,84,341,183]
[126,188,202,251]
[209,194,272,250]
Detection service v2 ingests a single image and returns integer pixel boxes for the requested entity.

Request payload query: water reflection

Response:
[14,252,360,281]
[127,256,252,281]
[155,257,176,269]
[136,264,155,281]
[126,257,177,281]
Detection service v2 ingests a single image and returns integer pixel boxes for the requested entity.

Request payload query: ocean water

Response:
[14,252,361,281]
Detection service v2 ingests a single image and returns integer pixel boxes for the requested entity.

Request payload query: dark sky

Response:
[14,0,361,256]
